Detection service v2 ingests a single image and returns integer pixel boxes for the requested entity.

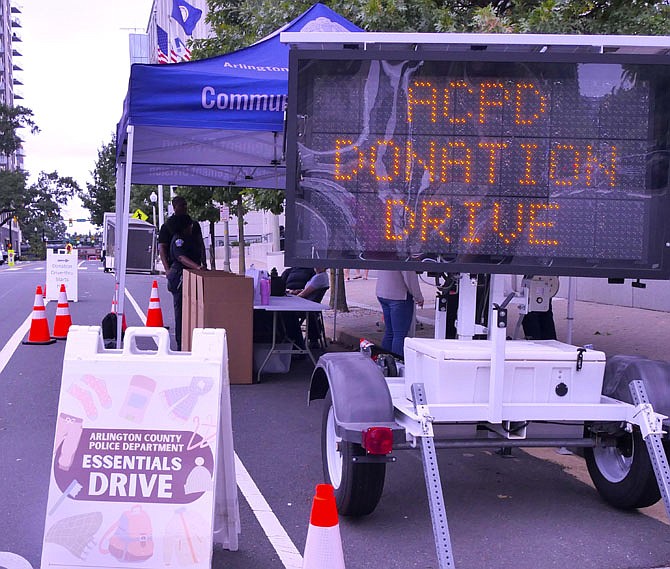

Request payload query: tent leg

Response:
[115,125,135,348]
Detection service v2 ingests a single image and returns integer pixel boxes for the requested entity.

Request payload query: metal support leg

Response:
[256,312,279,383]
[411,383,456,569]
[629,380,670,520]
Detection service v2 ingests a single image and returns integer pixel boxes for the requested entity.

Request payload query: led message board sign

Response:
[285,49,670,278]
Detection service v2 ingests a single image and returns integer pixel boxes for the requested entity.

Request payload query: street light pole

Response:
[149,191,158,227]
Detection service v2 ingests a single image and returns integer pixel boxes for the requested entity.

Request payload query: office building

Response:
[0,0,23,171]
[130,0,211,65]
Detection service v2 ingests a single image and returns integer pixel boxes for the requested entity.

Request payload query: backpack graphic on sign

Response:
[99,505,154,562]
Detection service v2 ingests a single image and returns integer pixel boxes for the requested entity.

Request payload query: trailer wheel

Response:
[321,392,385,517]
[584,428,660,509]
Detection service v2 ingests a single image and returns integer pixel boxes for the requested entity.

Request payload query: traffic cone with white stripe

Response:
[52,284,73,340]
[146,280,164,327]
[22,286,56,345]
[302,484,345,569]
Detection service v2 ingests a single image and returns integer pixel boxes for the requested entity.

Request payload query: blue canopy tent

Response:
[113,4,361,344]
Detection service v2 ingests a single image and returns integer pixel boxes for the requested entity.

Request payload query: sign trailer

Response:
[283,32,670,568]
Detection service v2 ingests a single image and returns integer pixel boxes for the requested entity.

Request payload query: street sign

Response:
[219,205,230,221]
[46,249,78,302]
[132,209,149,221]
[41,327,240,569]
[286,46,670,278]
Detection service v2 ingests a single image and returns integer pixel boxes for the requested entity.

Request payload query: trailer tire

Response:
[584,428,660,509]
[321,392,385,517]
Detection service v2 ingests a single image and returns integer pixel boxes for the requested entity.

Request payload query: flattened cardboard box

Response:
[183,270,253,384]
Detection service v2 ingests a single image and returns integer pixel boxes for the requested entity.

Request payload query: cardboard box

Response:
[182,270,254,384]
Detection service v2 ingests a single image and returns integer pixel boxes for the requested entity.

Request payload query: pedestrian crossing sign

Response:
[132,209,149,221]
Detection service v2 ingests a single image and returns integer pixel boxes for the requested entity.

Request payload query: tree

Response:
[213,185,254,274]
[0,170,78,259]
[192,1,670,58]
[0,103,39,163]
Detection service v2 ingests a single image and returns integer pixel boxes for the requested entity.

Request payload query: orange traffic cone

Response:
[146,280,164,327]
[22,286,56,345]
[302,484,345,569]
[52,284,73,340]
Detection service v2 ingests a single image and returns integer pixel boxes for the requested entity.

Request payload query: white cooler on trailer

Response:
[403,339,606,406]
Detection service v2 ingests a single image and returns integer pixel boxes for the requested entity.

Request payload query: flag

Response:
[174,37,192,61]
[171,0,203,36]
[170,45,179,63]
[156,25,169,64]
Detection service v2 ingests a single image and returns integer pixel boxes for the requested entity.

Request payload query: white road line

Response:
[234,454,303,568]
[0,313,32,376]
[124,290,304,568]
[124,289,147,325]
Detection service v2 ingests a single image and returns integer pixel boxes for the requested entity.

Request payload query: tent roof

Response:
[115,3,361,188]
[118,3,362,137]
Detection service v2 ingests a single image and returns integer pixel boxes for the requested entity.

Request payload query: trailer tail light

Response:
[361,427,393,455]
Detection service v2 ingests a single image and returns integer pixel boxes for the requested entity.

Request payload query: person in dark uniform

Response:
[158,195,206,274]
[166,215,206,350]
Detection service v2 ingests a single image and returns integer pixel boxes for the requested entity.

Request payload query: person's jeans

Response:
[378,294,415,356]
[172,290,183,350]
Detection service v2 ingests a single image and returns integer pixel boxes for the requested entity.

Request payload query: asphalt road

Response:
[1,260,669,569]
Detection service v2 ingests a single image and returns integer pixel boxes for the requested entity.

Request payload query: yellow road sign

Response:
[132,209,149,221]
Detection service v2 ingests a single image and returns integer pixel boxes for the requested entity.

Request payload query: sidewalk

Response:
[318,272,670,363]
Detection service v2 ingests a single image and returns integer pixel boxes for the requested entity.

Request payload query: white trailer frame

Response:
[312,276,670,568]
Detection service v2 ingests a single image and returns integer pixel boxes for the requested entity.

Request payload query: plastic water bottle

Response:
[260,277,271,305]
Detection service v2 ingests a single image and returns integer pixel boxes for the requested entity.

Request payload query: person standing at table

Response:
[376,270,424,356]
[166,215,207,350]
[158,195,207,274]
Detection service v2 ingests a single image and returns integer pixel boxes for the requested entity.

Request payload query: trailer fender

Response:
[309,352,394,424]
[603,355,670,424]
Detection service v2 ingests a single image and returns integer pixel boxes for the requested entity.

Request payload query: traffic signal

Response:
[69,218,73,227]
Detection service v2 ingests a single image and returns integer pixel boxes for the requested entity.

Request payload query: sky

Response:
[19,0,154,233]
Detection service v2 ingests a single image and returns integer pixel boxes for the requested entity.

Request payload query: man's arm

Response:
[194,223,207,268]
[158,243,170,273]
[176,254,206,271]
[297,285,315,298]
[157,221,171,273]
